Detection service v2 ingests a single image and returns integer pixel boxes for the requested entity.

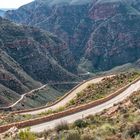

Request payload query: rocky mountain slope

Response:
[0,17,77,82]
[2,0,140,107]
[0,48,41,107]
[0,17,78,107]
[5,0,140,72]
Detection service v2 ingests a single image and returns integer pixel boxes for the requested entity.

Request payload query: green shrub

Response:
[56,106,65,112]
[64,130,80,140]
[69,99,75,105]
[87,115,104,125]
[55,121,69,132]
[18,128,36,140]
[74,119,88,128]
[97,123,116,136]
[125,123,140,138]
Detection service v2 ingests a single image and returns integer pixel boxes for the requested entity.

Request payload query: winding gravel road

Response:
[10,85,47,108]
[21,75,113,115]
[0,85,47,110]
[0,82,82,110]
[30,80,140,132]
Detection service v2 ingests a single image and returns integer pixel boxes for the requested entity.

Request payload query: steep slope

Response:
[5,0,140,72]
[0,49,41,107]
[0,17,77,83]
[5,0,95,60]
[0,17,78,107]
[86,0,140,71]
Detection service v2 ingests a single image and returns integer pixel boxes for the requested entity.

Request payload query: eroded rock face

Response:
[5,1,93,60]
[0,17,79,107]
[4,0,140,72]
[89,2,121,20]
[0,50,36,107]
[85,14,140,70]
[0,17,77,83]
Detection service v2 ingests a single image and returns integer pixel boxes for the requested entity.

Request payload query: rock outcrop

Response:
[5,0,140,72]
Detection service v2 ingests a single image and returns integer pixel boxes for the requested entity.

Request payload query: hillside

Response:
[0,17,78,107]
[0,48,41,107]
[0,17,78,82]
[4,0,140,72]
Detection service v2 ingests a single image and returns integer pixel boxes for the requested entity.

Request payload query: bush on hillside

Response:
[64,130,80,140]
[74,119,88,128]
[55,121,69,132]
[18,128,36,140]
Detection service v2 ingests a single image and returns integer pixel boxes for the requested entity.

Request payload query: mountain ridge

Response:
[5,0,140,72]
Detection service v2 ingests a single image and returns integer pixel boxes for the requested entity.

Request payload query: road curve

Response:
[9,82,81,108]
[11,85,47,108]
[4,85,47,109]
[30,80,140,132]
[22,76,113,115]
[1,82,81,110]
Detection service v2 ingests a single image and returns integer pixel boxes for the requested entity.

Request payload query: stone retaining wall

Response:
[11,74,113,114]
[0,77,139,133]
